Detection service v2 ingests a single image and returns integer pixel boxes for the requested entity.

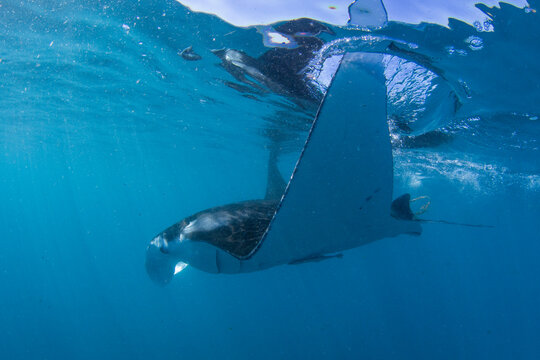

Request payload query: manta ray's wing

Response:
[248,52,421,264]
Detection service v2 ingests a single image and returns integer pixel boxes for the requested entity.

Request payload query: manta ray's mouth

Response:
[145,241,178,285]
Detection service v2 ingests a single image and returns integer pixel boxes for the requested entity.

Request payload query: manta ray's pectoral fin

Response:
[288,253,343,265]
[264,141,286,200]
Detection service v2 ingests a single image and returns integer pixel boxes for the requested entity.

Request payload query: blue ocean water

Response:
[0,0,539,359]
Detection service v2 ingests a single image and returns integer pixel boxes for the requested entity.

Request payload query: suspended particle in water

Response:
[329,6,337,10]
[458,79,472,99]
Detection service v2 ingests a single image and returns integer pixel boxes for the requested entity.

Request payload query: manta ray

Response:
[145,52,422,285]
[212,18,335,105]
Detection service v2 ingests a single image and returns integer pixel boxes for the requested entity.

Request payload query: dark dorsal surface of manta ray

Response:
[161,200,278,258]
[161,145,285,260]
[145,52,422,285]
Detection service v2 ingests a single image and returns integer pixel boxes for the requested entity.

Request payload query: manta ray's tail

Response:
[417,218,495,228]
[391,193,494,228]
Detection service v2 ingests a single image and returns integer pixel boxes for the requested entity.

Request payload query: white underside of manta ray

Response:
[145,52,422,285]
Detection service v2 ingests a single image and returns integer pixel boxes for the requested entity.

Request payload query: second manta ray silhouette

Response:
[212,18,335,105]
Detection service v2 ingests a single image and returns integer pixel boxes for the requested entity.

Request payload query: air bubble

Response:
[465,36,483,51]
[446,46,468,56]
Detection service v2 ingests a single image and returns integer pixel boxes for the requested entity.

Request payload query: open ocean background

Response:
[0,0,539,359]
